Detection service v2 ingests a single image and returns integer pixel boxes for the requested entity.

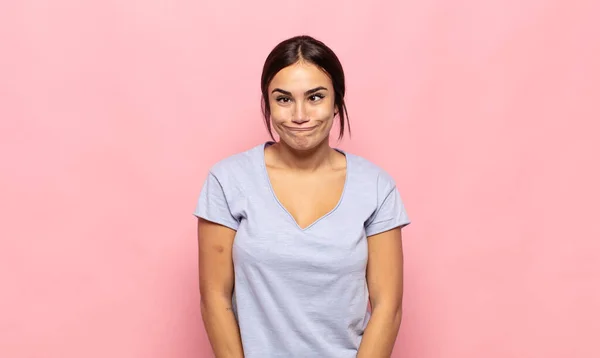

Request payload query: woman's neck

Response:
[267,139,337,172]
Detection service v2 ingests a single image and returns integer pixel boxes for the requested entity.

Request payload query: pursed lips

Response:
[286,126,317,132]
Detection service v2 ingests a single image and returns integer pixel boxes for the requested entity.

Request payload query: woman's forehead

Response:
[269,63,332,92]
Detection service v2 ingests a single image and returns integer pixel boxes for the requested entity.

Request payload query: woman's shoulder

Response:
[346,151,395,184]
[207,143,264,180]
[345,151,403,198]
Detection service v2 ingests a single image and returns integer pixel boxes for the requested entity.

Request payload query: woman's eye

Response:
[276,96,291,103]
[309,94,324,102]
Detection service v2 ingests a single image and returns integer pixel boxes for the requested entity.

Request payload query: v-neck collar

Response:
[258,141,350,231]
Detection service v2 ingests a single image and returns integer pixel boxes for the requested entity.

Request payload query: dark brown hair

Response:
[260,35,351,141]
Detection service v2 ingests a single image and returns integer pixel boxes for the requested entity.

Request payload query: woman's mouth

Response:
[286,126,317,132]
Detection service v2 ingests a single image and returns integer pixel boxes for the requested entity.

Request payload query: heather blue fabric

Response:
[194,142,410,357]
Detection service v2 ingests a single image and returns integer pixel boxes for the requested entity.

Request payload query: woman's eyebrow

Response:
[305,86,328,95]
[271,86,329,96]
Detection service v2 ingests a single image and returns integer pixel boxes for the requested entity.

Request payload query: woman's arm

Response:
[198,218,244,358]
[357,227,404,358]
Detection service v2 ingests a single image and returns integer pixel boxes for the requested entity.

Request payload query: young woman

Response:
[195,35,411,358]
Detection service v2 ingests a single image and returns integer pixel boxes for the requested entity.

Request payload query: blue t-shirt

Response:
[194,142,410,357]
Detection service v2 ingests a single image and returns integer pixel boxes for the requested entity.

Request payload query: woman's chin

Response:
[282,134,327,152]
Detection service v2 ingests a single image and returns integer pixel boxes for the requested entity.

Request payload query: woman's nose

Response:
[291,103,309,124]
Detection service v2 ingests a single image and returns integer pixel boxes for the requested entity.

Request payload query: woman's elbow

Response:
[371,296,403,322]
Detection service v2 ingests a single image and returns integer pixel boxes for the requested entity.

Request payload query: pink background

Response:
[1,1,599,357]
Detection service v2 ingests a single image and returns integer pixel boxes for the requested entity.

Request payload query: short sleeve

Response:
[365,174,411,237]
[193,172,240,231]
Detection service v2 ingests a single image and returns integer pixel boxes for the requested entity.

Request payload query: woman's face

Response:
[267,61,337,151]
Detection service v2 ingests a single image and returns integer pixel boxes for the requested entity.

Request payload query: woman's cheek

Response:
[270,106,290,122]
[312,106,334,121]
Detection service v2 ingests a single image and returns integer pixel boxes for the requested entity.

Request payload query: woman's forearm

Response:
[357,304,403,358]
[200,294,244,358]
